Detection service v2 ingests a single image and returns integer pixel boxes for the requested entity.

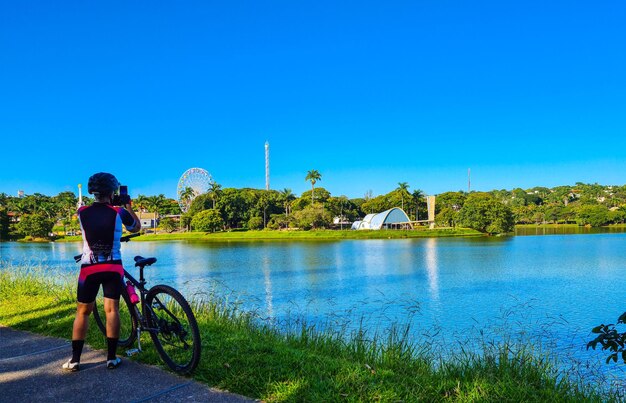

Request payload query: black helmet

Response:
[87,172,120,195]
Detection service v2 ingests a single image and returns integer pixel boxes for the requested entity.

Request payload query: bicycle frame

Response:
[122,264,187,356]
[122,266,156,355]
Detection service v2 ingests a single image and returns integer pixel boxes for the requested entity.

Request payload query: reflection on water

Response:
[424,238,439,304]
[262,250,273,319]
[515,226,626,236]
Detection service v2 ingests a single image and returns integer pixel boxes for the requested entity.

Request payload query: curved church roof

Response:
[352,207,412,230]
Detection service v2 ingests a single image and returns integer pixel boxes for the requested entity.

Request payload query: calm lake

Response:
[2,232,626,384]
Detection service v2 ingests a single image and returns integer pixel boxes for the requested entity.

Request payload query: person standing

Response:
[63,172,141,371]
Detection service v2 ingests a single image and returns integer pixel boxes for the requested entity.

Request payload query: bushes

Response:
[248,216,264,230]
[292,206,332,230]
[191,210,224,232]
[159,217,178,233]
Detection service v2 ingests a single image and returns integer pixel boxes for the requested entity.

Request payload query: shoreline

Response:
[11,223,626,243]
[51,227,484,243]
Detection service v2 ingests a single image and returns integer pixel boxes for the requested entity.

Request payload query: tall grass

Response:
[0,265,620,402]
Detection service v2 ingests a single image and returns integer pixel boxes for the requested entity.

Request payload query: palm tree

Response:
[396,182,410,210]
[179,187,196,212]
[208,181,222,209]
[134,194,149,213]
[305,170,322,205]
[412,189,424,221]
[145,194,166,234]
[280,188,295,216]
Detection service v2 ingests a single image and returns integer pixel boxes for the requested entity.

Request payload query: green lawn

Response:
[59,227,483,243]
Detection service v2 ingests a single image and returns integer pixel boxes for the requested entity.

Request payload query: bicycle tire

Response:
[92,288,138,348]
[145,284,201,374]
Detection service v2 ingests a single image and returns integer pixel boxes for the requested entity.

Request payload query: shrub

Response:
[191,209,224,232]
[292,206,332,230]
[248,216,264,230]
[159,217,178,233]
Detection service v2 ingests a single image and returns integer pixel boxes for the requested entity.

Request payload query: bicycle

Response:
[74,233,201,374]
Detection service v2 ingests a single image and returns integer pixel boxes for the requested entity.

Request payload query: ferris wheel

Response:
[177,167,212,213]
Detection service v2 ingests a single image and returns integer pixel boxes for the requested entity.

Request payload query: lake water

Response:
[2,233,626,385]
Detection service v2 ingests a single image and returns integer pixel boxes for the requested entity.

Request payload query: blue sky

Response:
[1,1,625,200]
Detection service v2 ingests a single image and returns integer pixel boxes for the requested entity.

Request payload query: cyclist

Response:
[63,172,141,371]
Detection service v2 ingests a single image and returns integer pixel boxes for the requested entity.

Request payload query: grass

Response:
[58,227,483,243]
[0,265,618,402]
[515,224,581,228]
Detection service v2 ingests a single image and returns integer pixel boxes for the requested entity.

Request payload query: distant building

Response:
[351,207,413,230]
[136,212,158,229]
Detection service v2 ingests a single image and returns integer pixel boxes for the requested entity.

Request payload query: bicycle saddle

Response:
[134,256,157,267]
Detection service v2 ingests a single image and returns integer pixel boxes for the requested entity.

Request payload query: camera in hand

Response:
[112,185,131,206]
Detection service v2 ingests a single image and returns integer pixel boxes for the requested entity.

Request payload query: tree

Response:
[134,194,150,212]
[54,191,78,234]
[191,209,224,232]
[435,207,458,227]
[575,205,610,227]
[412,189,425,221]
[159,217,177,233]
[145,194,167,234]
[0,206,8,240]
[180,213,193,231]
[280,188,295,216]
[15,213,55,238]
[305,170,322,204]
[267,213,295,230]
[295,187,332,211]
[360,194,393,215]
[179,187,196,212]
[188,193,213,216]
[258,192,270,228]
[588,312,626,365]
[208,181,222,209]
[457,193,514,234]
[293,205,332,230]
[216,188,246,229]
[396,182,410,211]
[248,216,264,230]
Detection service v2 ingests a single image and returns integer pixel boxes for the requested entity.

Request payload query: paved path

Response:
[0,326,256,402]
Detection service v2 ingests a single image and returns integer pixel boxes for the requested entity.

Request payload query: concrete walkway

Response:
[0,326,256,402]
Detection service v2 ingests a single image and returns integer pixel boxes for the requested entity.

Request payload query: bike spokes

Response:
[145,285,201,374]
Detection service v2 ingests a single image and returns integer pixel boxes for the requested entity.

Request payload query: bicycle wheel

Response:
[145,285,201,374]
[92,288,138,348]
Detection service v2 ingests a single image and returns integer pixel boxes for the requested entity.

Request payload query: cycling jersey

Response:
[77,202,136,282]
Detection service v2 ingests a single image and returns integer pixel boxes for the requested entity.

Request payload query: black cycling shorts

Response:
[77,271,123,303]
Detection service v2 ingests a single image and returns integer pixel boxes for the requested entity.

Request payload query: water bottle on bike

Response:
[125,281,140,304]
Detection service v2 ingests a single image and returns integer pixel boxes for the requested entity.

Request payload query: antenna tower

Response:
[468,168,471,193]
[265,141,270,191]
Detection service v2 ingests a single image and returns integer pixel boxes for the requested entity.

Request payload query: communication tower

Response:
[265,141,270,191]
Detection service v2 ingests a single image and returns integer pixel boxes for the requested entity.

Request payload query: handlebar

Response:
[121,232,141,242]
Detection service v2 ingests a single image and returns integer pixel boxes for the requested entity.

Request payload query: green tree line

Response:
[2,180,626,239]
